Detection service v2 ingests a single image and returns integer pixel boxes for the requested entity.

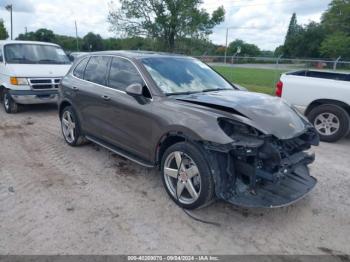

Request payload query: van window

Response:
[73,57,89,79]
[84,56,111,86]
[4,44,70,64]
[108,57,143,91]
[0,48,3,62]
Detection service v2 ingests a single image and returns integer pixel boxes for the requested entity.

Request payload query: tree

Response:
[320,32,350,59]
[322,0,350,35]
[283,13,303,57]
[82,32,104,51]
[34,28,56,42]
[108,0,225,51]
[0,19,9,40]
[299,22,325,58]
[227,39,260,57]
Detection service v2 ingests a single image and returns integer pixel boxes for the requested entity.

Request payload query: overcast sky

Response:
[0,0,332,51]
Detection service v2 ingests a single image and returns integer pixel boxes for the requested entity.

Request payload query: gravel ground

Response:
[0,104,349,255]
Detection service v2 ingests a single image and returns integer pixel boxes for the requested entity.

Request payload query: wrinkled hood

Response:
[175,90,307,139]
[5,64,71,78]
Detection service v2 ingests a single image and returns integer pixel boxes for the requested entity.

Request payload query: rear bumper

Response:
[9,90,58,105]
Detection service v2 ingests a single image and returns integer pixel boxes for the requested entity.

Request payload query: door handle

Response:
[72,86,79,91]
[102,95,111,101]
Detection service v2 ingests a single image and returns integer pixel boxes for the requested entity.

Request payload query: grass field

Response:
[213,66,286,95]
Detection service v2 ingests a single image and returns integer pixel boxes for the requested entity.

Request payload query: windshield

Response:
[141,57,234,95]
[4,44,70,64]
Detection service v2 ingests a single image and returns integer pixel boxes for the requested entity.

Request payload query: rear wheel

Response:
[3,91,18,114]
[61,106,86,146]
[307,104,350,142]
[161,142,214,209]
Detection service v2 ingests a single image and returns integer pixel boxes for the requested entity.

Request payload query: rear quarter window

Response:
[73,57,89,79]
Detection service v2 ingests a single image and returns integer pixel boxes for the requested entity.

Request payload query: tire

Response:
[3,91,18,114]
[307,104,350,142]
[161,142,215,209]
[60,106,86,146]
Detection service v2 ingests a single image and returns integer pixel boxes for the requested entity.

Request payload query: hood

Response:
[5,64,71,78]
[175,90,307,139]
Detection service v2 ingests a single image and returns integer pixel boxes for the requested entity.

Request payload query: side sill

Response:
[85,135,155,168]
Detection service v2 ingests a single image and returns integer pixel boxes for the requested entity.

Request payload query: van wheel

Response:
[60,106,86,146]
[161,142,215,209]
[307,104,350,142]
[3,91,18,114]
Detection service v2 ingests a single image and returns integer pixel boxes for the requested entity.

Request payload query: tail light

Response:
[275,81,283,97]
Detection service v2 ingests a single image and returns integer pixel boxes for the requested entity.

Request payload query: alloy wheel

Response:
[314,113,340,136]
[163,151,201,205]
[62,111,76,143]
[4,94,10,110]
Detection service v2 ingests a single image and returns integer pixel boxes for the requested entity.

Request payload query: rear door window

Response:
[108,57,143,91]
[84,56,111,86]
[73,57,89,79]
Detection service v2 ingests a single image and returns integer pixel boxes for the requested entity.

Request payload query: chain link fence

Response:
[193,56,350,95]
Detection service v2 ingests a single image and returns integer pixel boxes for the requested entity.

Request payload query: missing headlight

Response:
[218,118,262,138]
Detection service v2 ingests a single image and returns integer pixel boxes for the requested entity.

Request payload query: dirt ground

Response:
[0,104,349,255]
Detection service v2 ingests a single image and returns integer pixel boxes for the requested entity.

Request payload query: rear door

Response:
[75,55,112,138]
[101,56,154,160]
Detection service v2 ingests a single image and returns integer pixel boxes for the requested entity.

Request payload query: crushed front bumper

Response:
[9,90,58,105]
[204,132,318,208]
[226,163,316,208]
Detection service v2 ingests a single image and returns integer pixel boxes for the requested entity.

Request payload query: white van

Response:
[0,40,72,113]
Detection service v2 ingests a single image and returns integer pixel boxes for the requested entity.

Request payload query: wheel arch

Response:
[155,130,206,168]
[58,99,73,118]
[305,99,350,117]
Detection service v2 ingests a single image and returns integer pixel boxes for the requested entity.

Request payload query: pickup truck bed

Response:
[287,70,350,81]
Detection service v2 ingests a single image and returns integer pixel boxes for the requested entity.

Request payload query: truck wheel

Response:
[3,91,18,114]
[307,104,350,142]
[60,106,86,146]
[161,142,215,209]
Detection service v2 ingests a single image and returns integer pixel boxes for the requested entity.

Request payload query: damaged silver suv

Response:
[58,51,319,209]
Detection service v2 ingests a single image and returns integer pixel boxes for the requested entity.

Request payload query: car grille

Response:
[28,78,61,90]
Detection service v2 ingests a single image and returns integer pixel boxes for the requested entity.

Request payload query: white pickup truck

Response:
[0,40,71,113]
[276,70,350,142]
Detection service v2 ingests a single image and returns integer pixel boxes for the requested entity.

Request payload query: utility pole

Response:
[75,20,79,51]
[25,26,27,34]
[5,4,13,40]
[224,28,228,64]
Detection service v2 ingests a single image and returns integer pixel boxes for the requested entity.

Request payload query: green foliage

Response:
[227,39,261,57]
[320,32,350,59]
[322,0,350,35]
[280,0,350,59]
[108,0,225,50]
[82,32,104,51]
[0,19,9,40]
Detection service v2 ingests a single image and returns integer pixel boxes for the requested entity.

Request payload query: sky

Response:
[0,0,333,51]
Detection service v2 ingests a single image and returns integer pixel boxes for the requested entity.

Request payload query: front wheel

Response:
[307,104,350,142]
[161,142,215,209]
[3,91,18,114]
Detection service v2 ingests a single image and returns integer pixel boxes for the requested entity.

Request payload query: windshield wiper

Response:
[38,59,66,64]
[166,90,203,96]
[8,57,36,64]
[202,88,231,92]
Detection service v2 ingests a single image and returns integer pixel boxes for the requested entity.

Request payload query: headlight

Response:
[10,77,29,86]
[218,118,262,138]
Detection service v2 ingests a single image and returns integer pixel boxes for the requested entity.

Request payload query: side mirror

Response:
[125,83,143,96]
